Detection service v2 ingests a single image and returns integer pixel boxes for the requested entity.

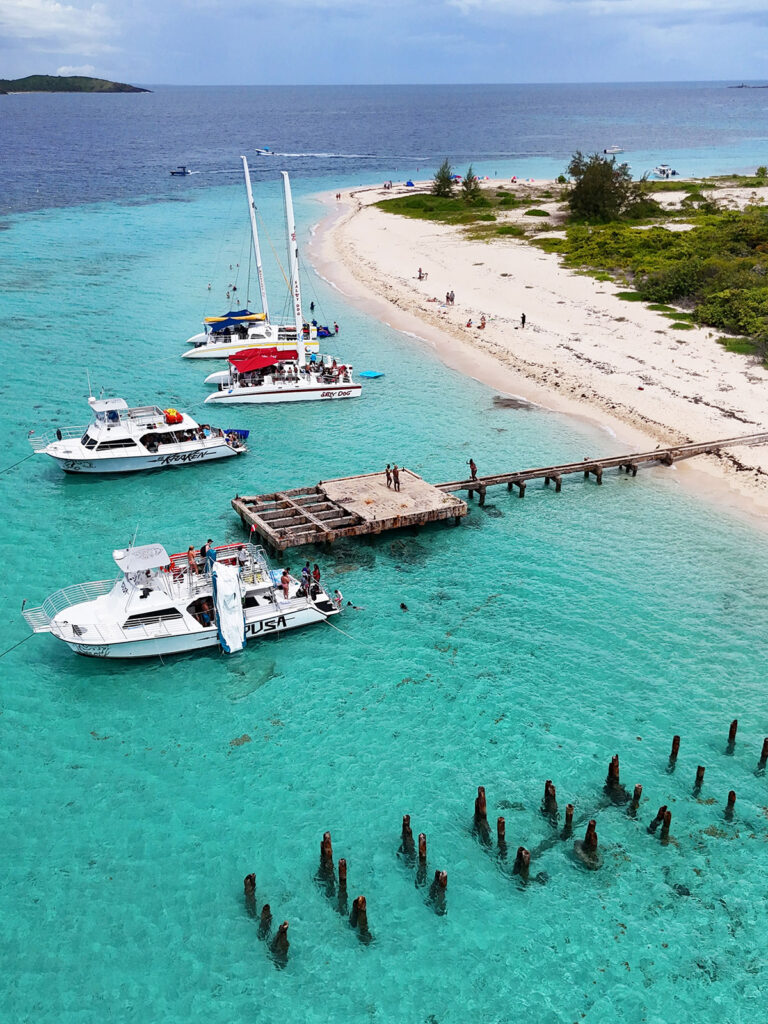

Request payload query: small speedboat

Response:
[22,541,338,659]
[29,397,247,473]
[204,349,361,405]
[170,166,191,176]
[603,146,624,155]
[254,148,274,156]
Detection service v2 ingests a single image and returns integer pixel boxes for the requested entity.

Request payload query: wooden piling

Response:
[669,735,680,763]
[475,786,488,822]
[694,765,706,791]
[660,810,672,841]
[760,737,768,769]
[418,833,427,863]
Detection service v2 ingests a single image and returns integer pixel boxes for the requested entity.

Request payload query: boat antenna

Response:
[86,369,93,399]
[129,523,139,551]
[241,156,270,321]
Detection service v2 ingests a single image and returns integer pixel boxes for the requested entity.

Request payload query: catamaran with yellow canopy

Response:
[183,157,320,360]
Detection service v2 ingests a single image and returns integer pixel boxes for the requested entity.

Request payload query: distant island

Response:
[0,75,150,95]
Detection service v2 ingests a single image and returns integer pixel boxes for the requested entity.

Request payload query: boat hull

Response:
[183,335,319,359]
[205,384,362,405]
[62,604,328,658]
[48,444,241,474]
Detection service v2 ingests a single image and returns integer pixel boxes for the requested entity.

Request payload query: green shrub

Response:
[524,208,550,217]
[615,291,644,301]
[669,322,696,330]
[496,224,524,237]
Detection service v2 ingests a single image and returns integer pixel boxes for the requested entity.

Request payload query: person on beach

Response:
[450,290,455,305]
[310,301,315,312]
[466,319,473,328]
[521,313,526,328]
[445,292,450,304]
[469,458,478,481]
[281,568,291,600]
[334,322,339,334]
[385,464,392,489]
[392,464,401,491]
[479,315,486,329]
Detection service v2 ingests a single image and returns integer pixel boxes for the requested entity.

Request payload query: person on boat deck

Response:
[237,545,248,568]
[205,542,217,571]
[281,568,291,600]
[187,545,199,574]
[312,563,321,584]
[333,589,343,611]
[301,562,311,589]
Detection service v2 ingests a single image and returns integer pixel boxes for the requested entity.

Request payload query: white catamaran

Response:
[29,397,247,473]
[22,541,339,659]
[183,157,321,360]
[203,173,362,406]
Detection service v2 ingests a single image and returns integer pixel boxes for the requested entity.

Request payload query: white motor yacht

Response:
[22,541,338,659]
[204,349,361,405]
[183,156,321,360]
[205,172,362,407]
[652,164,678,179]
[603,146,624,155]
[29,397,247,473]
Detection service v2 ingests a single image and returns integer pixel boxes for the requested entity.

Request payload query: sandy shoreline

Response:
[307,180,768,525]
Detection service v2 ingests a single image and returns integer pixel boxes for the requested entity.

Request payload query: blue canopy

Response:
[406,180,415,187]
[206,309,260,333]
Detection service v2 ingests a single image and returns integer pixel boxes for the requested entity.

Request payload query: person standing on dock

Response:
[392,465,401,491]
[385,464,392,489]
[469,458,478,481]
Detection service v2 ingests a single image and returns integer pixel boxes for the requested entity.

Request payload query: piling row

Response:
[241,723,768,956]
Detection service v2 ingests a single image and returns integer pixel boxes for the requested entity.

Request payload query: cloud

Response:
[449,0,768,15]
[0,0,117,52]
[56,63,97,74]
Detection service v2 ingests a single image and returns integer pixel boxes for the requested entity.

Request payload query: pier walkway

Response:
[436,432,768,504]
[232,432,768,550]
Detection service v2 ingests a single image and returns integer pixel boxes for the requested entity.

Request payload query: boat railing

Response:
[50,612,185,645]
[28,426,87,451]
[23,578,117,632]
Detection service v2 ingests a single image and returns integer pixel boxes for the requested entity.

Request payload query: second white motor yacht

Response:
[29,397,247,473]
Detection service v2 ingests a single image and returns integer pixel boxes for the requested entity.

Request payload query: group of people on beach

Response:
[445,290,455,305]
[385,463,402,491]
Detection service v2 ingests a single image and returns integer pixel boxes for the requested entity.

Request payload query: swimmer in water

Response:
[400,603,408,611]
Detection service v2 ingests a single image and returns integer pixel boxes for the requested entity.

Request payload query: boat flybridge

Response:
[203,172,361,406]
[183,156,320,360]
[22,541,338,659]
[29,397,247,473]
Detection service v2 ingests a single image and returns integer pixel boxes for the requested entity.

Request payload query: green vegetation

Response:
[524,208,550,217]
[432,158,455,198]
[615,291,644,301]
[565,152,662,223]
[496,224,525,237]
[554,204,768,356]
[461,165,481,201]
[0,74,148,93]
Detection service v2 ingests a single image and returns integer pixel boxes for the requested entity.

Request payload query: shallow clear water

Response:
[4,98,768,1022]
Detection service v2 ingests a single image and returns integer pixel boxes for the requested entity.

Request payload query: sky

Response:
[0,0,766,85]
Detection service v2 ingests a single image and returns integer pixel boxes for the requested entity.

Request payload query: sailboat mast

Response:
[281,170,306,366]
[241,156,270,321]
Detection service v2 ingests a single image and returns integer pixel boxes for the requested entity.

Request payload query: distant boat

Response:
[254,148,274,156]
[603,146,624,155]
[170,165,190,176]
[652,164,678,179]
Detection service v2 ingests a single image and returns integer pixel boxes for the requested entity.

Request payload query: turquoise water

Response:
[4,181,768,1023]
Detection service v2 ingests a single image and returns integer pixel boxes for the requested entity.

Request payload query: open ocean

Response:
[3,84,768,1023]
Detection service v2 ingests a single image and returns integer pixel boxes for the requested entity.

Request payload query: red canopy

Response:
[229,348,298,373]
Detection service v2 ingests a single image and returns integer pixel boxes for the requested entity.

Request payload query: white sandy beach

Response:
[308,179,768,521]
